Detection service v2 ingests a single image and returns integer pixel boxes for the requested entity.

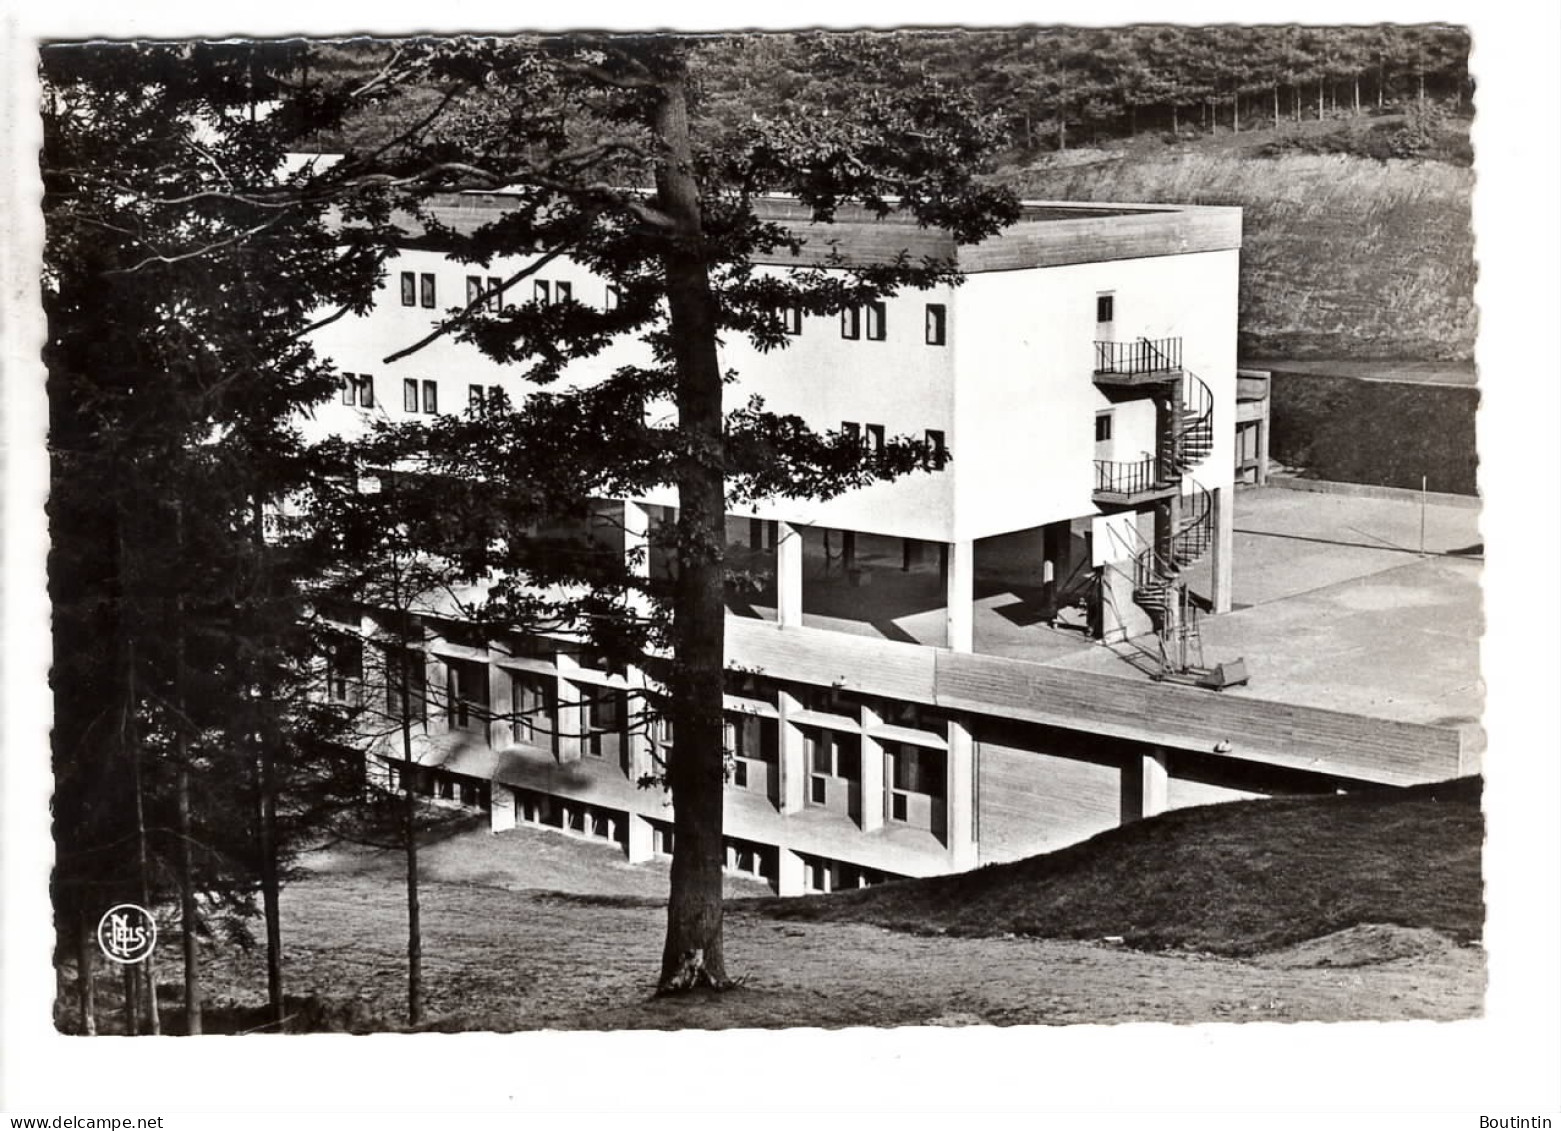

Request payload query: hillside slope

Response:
[1002,137,1475,362]
[754,777,1484,956]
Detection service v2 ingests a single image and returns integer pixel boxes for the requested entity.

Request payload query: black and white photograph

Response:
[1,2,1556,1125]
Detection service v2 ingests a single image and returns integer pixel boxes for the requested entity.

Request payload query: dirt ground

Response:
[181,822,1484,1032]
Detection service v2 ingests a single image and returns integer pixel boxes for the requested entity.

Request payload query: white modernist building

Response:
[306,193,1467,895]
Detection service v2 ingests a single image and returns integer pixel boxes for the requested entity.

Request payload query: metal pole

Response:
[1420,475,1427,556]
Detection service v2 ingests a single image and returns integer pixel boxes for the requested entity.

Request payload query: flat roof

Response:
[399,191,1241,271]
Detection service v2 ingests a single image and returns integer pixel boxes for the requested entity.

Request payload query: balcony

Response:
[1093,337,1183,388]
[1093,457,1179,507]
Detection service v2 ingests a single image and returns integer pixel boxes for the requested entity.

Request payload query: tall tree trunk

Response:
[178,764,201,1034]
[398,612,424,1026]
[1171,103,1178,134]
[77,908,97,1035]
[1418,70,1425,105]
[129,668,161,1036]
[123,962,140,1035]
[250,501,285,1030]
[1318,74,1325,120]
[1353,75,1362,115]
[652,69,732,994]
[1378,56,1386,107]
[1272,84,1280,129]
[255,740,283,1028]
[1232,91,1240,133]
[175,504,201,1035]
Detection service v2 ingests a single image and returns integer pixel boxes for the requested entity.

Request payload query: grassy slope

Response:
[1001,137,1475,362]
[753,777,1483,956]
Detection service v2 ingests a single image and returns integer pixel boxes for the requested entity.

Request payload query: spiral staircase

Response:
[1131,371,1216,678]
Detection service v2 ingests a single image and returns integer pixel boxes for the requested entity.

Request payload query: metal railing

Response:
[1094,336,1183,376]
[1094,457,1172,496]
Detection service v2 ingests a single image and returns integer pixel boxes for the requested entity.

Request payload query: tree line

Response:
[691,25,1472,153]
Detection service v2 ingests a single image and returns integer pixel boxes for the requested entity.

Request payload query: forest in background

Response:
[308,26,1475,361]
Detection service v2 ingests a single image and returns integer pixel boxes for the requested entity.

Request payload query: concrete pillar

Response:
[623,666,650,782]
[842,530,856,572]
[623,500,650,582]
[626,814,654,863]
[777,688,807,813]
[946,720,977,870]
[1121,747,1171,823]
[777,849,807,897]
[860,733,885,833]
[489,784,517,833]
[554,652,584,762]
[1210,486,1234,615]
[776,520,803,628]
[945,539,974,653]
[487,658,513,750]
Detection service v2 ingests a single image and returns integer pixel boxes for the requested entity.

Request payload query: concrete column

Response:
[1120,747,1171,823]
[623,666,650,782]
[623,500,650,582]
[487,659,513,750]
[859,733,885,833]
[945,539,974,653]
[777,849,806,897]
[554,652,584,762]
[625,813,654,863]
[489,784,516,833]
[777,688,807,814]
[841,530,856,572]
[776,521,803,628]
[1210,486,1234,615]
[946,719,977,870]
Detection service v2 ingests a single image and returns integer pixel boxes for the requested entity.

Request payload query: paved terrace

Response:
[728,486,1483,745]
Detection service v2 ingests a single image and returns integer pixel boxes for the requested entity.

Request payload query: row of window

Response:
[403,268,954,349]
[400,271,586,311]
[780,301,947,346]
[840,421,947,470]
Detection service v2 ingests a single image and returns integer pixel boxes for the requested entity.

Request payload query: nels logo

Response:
[97,903,158,965]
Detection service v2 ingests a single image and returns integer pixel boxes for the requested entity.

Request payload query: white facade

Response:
[308,195,1329,892]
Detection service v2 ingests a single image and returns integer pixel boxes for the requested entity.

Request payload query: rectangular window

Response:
[469,385,485,410]
[400,272,416,306]
[865,423,886,462]
[926,429,947,470]
[357,375,374,408]
[733,761,748,788]
[488,385,504,409]
[1095,413,1113,443]
[925,303,947,346]
[403,379,419,413]
[420,273,436,309]
[534,280,550,305]
[842,421,861,446]
[466,275,482,307]
[810,777,827,804]
[865,301,887,341]
[486,277,503,312]
[1096,293,1115,324]
[422,380,438,414]
[341,375,357,406]
[555,281,572,303]
[605,284,621,311]
[781,304,803,335]
[840,306,861,340]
